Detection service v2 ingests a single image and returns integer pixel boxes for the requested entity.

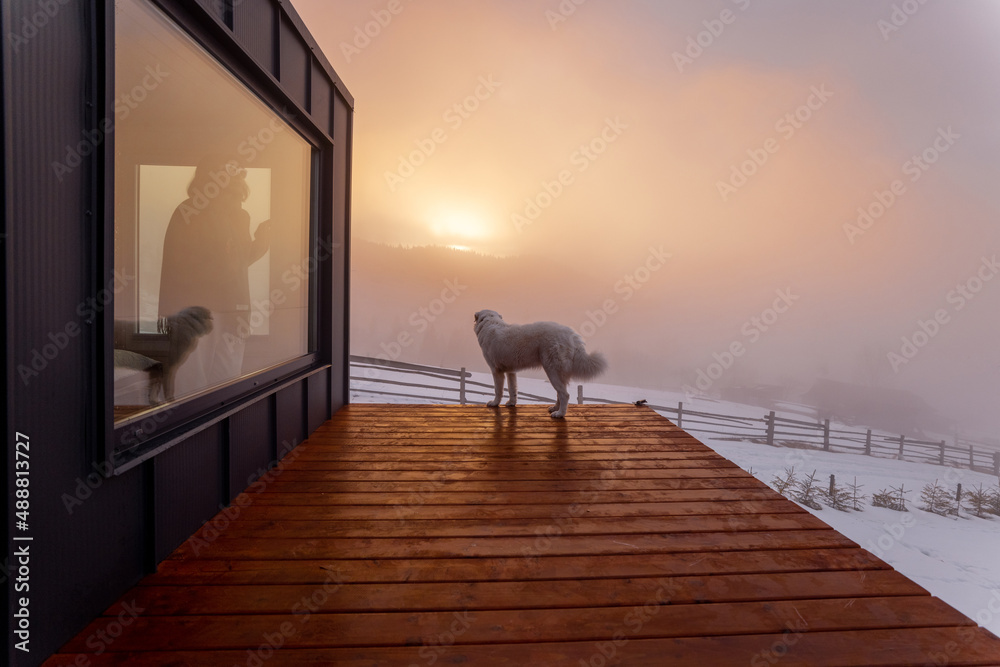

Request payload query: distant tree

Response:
[822,474,853,512]
[872,484,909,512]
[964,484,992,519]
[988,484,1000,517]
[847,477,867,511]
[919,480,955,516]
[770,467,797,495]
[794,470,822,510]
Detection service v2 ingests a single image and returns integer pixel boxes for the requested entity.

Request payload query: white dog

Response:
[473,309,607,418]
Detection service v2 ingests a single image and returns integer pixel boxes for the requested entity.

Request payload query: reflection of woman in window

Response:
[159,154,271,396]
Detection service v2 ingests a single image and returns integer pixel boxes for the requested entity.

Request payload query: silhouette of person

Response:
[159,154,271,396]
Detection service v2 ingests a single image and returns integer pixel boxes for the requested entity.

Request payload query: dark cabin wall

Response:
[2,1,352,664]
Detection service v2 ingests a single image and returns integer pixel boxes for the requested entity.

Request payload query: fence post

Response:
[577,385,584,405]
[677,402,683,429]
[956,483,962,503]
[823,419,831,451]
[829,474,836,497]
[865,429,872,456]
[766,411,775,446]
[459,368,467,405]
[939,440,945,466]
[897,435,905,461]
[968,444,974,470]
[993,452,999,478]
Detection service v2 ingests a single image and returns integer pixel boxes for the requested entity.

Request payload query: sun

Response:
[428,207,493,249]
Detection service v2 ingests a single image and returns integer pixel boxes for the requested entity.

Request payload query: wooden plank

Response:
[258,477,768,494]
[225,499,809,522]
[146,548,892,586]
[269,467,754,481]
[184,513,829,539]
[289,451,724,462]
[45,404,1000,667]
[123,570,927,616]
[293,443,718,454]
[58,597,975,652]
[267,459,742,471]
[247,488,784,506]
[42,627,1000,667]
[170,529,856,560]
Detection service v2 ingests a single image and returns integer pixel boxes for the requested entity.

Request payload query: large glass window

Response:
[113,0,314,424]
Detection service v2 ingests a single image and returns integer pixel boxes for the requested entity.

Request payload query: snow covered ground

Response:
[350,366,1000,636]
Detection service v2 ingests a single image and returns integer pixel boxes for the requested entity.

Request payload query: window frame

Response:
[102,0,336,471]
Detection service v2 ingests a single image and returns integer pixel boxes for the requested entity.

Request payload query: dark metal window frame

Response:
[101,0,336,472]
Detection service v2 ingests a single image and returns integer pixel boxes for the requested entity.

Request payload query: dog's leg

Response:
[505,373,518,407]
[487,370,504,408]
[543,367,570,418]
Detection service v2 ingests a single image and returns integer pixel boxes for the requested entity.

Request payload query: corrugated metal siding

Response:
[331,93,352,410]
[5,2,149,662]
[4,0,352,661]
[307,368,330,433]
[278,12,310,111]
[229,398,275,495]
[153,424,224,562]
[276,382,306,451]
[310,60,333,137]
[233,0,276,76]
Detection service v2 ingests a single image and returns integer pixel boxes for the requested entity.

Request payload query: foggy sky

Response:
[293,0,1000,435]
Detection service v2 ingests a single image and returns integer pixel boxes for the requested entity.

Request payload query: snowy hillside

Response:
[350,366,1000,636]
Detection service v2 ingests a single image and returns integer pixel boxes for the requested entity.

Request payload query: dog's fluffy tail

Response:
[572,350,608,380]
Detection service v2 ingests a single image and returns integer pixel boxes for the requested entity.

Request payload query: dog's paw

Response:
[505,400,517,407]
[549,410,566,419]
[486,400,500,408]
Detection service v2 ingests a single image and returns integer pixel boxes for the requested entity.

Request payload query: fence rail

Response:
[349,355,1000,477]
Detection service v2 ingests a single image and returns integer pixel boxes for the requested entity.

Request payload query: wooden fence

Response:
[349,355,1000,477]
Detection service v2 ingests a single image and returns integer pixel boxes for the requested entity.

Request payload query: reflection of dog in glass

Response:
[473,309,607,418]
[114,306,214,404]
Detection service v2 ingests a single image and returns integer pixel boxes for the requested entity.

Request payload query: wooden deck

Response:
[46,404,1000,665]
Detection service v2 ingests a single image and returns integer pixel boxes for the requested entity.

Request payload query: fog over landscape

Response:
[293,0,1000,437]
